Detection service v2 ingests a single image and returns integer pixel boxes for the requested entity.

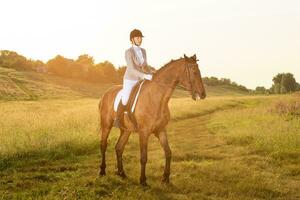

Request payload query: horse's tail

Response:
[98,96,103,132]
[98,97,102,112]
[98,85,122,134]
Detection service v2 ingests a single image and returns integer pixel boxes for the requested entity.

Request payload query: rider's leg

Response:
[113,101,126,128]
[114,79,138,128]
[121,79,139,106]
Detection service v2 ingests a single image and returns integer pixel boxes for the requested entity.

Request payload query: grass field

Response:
[0,67,299,199]
[0,94,299,199]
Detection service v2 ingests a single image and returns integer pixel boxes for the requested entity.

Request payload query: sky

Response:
[1,0,300,89]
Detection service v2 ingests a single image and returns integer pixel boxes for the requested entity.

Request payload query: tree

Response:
[96,61,118,83]
[203,76,219,86]
[0,50,34,70]
[282,73,297,92]
[76,54,94,66]
[75,54,94,78]
[86,65,105,83]
[296,82,300,91]
[272,73,298,93]
[255,86,266,94]
[46,55,73,77]
[116,66,126,82]
[220,78,231,85]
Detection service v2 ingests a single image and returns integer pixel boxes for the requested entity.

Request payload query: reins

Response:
[149,62,198,92]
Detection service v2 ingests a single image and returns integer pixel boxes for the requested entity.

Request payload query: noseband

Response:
[178,62,198,92]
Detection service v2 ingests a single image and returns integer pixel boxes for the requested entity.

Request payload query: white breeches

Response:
[121,79,139,105]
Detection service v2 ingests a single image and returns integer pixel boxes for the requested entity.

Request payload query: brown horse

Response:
[98,54,206,186]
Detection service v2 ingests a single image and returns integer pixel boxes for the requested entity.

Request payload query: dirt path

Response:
[1,71,37,100]
[0,108,298,199]
[8,76,38,100]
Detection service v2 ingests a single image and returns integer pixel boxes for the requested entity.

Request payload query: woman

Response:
[114,29,156,128]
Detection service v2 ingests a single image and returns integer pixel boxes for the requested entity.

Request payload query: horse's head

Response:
[178,54,206,100]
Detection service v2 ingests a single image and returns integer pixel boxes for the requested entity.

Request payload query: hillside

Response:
[0,67,113,101]
[0,67,249,101]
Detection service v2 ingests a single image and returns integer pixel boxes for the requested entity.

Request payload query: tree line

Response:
[1,50,299,94]
[255,73,300,94]
[0,50,125,84]
[202,77,249,92]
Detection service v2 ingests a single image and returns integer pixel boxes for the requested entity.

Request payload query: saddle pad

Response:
[113,80,146,113]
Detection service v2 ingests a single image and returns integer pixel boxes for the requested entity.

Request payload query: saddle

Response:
[114,80,146,129]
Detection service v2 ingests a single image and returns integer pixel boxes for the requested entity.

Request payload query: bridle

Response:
[182,63,198,92]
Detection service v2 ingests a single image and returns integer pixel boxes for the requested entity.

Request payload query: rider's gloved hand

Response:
[144,74,153,81]
[149,67,157,74]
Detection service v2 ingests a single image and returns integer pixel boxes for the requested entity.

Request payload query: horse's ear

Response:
[184,54,188,60]
[192,54,199,62]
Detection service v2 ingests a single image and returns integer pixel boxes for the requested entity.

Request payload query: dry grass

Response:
[0,96,241,162]
[268,96,300,116]
[0,95,299,199]
[208,95,300,171]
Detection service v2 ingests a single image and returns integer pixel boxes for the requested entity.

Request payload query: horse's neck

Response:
[153,61,183,86]
[152,61,183,104]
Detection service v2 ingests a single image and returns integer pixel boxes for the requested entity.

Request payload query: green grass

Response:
[1,95,299,199]
[0,96,241,169]
[0,98,99,169]
[208,94,300,161]
[207,94,300,198]
[1,67,299,199]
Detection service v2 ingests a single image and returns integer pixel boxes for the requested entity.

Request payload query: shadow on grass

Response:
[172,153,224,162]
[0,141,99,171]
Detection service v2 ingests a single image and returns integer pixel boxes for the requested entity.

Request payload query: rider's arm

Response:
[125,50,146,79]
[130,49,151,74]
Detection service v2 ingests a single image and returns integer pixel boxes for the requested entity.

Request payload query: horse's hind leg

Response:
[115,129,131,178]
[99,124,112,176]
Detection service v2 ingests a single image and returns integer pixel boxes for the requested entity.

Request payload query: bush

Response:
[268,99,300,116]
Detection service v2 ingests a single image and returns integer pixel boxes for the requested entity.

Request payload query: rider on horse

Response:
[113,29,156,128]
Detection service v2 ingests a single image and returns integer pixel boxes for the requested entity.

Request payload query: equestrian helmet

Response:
[130,29,144,41]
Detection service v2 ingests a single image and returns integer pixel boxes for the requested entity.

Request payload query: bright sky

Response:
[1,0,300,89]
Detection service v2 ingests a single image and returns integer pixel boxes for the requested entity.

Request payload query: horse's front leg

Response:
[99,127,111,176]
[157,129,172,183]
[139,131,149,186]
[115,129,131,178]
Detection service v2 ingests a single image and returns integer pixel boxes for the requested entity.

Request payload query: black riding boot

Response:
[114,102,126,128]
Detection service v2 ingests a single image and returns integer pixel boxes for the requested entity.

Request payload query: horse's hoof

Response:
[99,170,106,176]
[140,181,148,187]
[162,177,170,184]
[140,179,149,187]
[115,171,127,179]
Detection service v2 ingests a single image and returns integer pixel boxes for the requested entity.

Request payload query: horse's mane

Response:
[154,57,183,77]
